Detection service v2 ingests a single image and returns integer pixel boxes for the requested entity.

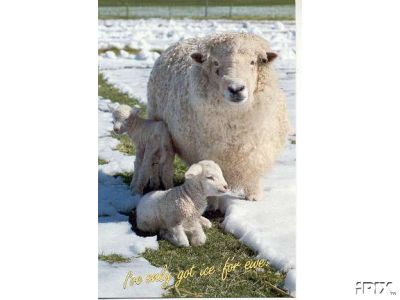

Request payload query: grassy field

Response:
[99,0,295,7]
[98,73,291,297]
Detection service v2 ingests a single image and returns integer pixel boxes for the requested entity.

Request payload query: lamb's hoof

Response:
[190,237,206,247]
[176,241,190,247]
[200,217,212,229]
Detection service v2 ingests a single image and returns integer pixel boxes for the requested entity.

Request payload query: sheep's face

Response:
[112,105,134,134]
[191,48,277,106]
[185,160,229,197]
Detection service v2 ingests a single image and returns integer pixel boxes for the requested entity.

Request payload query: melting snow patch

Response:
[99,258,170,298]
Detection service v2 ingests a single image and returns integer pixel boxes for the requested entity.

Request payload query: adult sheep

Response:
[147,32,289,201]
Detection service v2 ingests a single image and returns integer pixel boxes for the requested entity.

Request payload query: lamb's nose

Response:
[223,185,228,190]
[228,84,245,94]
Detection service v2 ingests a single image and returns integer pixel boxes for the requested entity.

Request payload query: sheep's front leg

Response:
[161,224,189,247]
[243,178,264,201]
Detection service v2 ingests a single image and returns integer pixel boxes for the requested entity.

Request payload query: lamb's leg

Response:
[130,148,144,194]
[149,162,161,190]
[243,178,264,201]
[135,149,156,194]
[161,225,189,247]
[187,220,206,247]
[160,152,174,190]
[199,216,212,229]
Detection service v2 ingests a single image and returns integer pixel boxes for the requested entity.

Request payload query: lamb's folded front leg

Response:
[199,216,212,229]
[161,224,189,247]
[187,220,206,246]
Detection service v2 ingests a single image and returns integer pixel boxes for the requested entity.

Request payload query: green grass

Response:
[98,158,108,165]
[141,212,290,298]
[99,253,132,263]
[98,46,141,56]
[173,157,188,186]
[99,0,295,7]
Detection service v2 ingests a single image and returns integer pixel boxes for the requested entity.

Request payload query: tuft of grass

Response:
[99,253,131,264]
[115,172,133,186]
[98,158,108,165]
[173,156,188,186]
[98,46,141,56]
[98,73,147,116]
[141,212,289,298]
[112,132,136,155]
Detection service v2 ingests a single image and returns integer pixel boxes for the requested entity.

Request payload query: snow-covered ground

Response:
[98,18,296,296]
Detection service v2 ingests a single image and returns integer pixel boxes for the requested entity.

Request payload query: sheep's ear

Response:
[185,164,203,179]
[266,52,278,63]
[190,52,206,64]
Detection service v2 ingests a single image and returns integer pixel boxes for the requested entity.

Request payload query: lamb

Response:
[136,160,228,247]
[147,32,290,201]
[111,104,175,194]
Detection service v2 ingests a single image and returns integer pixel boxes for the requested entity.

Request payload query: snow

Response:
[98,18,296,296]
[99,258,172,298]
[98,222,158,256]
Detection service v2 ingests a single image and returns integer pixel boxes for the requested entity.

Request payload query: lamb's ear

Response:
[190,52,206,64]
[266,52,278,63]
[107,104,115,113]
[185,164,203,179]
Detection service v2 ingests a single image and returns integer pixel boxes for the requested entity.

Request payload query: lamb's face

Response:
[190,46,277,106]
[112,105,132,134]
[185,160,229,197]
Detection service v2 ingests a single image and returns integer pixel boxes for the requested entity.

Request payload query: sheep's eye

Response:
[261,58,267,64]
[213,61,219,66]
[206,176,214,180]
[216,69,220,76]
[250,60,255,65]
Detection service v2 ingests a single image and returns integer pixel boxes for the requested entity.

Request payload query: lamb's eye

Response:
[213,61,219,66]
[261,58,267,64]
[206,176,215,181]
[216,69,220,76]
[250,60,255,65]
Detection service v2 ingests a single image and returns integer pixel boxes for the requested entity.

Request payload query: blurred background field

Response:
[98,0,295,20]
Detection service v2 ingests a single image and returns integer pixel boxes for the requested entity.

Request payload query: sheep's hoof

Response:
[244,193,261,201]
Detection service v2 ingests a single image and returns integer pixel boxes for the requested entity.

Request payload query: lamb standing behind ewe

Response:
[136,160,228,247]
[147,32,290,201]
[112,104,175,194]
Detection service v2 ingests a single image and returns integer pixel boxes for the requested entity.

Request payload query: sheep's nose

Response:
[228,84,245,94]
[223,184,228,190]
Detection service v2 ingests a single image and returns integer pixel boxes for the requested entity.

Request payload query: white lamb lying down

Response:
[136,160,228,247]
[111,104,175,194]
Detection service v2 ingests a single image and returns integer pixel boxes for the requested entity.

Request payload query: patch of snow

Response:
[99,258,171,298]
[98,221,158,256]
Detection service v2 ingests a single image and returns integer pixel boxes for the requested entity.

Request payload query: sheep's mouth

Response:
[223,90,248,105]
